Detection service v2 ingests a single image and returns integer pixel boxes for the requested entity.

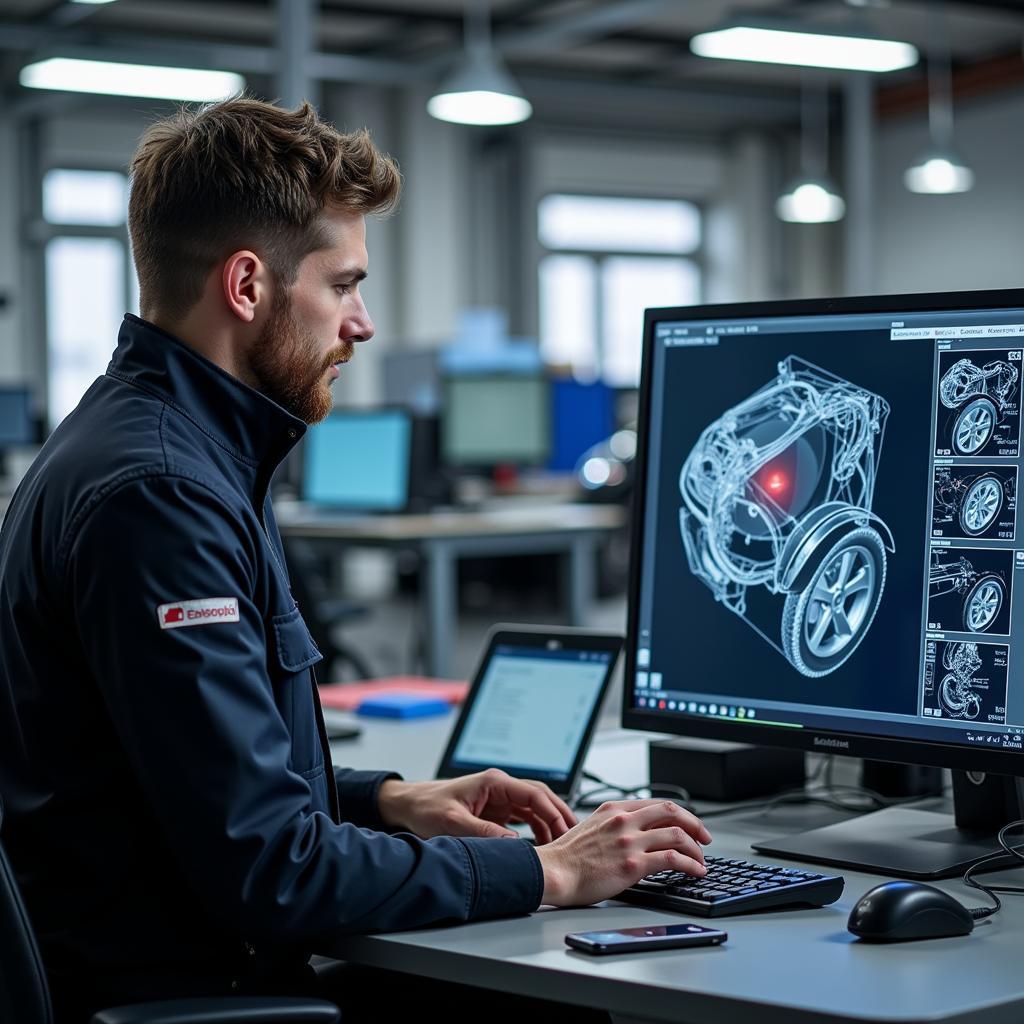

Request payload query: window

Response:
[538,194,702,387]
[42,168,137,427]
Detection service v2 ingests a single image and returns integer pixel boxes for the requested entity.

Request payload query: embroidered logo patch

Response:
[157,597,240,630]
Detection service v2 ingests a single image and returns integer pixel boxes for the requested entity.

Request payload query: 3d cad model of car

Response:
[679,355,893,678]
[933,467,1015,537]
[939,357,1018,455]
[929,551,1007,633]
[938,642,983,720]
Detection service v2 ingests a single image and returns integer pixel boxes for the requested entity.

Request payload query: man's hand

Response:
[377,768,576,842]
[534,799,712,907]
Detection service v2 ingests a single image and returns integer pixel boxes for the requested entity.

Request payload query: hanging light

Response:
[904,3,973,194]
[428,0,532,126]
[691,19,917,73]
[776,80,846,223]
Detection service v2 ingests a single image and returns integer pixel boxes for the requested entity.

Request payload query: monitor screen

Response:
[441,375,551,467]
[302,409,411,512]
[0,388,34,447]
[625,291,1024,776]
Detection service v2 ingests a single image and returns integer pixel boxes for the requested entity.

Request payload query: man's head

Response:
[128,97,400,422]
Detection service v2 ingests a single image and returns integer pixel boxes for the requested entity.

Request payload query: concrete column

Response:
[277,0,320,110]
[843,74,875,296]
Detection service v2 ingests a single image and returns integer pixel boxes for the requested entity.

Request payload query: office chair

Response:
[0,799,340,1024]
[282,537,376,681]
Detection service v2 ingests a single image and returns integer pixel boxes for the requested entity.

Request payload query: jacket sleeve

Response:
[62,474,543,942]
[333,767,401,830]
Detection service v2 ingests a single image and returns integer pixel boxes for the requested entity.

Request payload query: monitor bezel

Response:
[623,287,1024,777]
[439,372,553,470]
[299,405,415,514]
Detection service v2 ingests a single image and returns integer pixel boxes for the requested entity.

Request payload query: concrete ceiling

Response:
[3,0,1024,133]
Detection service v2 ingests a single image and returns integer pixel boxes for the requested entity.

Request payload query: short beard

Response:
[248,288,348,425]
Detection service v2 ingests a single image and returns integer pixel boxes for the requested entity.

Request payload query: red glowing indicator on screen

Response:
[766,472,787,493]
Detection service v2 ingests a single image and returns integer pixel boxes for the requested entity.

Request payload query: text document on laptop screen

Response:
[449,645,612,782]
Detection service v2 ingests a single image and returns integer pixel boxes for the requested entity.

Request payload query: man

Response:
[0,98,711,1022]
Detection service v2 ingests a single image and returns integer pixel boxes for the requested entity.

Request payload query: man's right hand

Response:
[533,799,712,907]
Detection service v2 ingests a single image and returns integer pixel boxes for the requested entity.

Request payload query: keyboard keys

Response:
[617,856,845,918]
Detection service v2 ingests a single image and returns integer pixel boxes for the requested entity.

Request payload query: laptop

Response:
[436,625,623,802]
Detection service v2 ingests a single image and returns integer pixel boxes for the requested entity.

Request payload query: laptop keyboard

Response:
[617,856,845,917]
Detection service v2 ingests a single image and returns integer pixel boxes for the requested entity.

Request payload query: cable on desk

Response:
[574,759,932,819]
[963,819,1024,920]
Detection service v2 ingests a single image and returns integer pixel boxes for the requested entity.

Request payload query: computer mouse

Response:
[847,881,974,942]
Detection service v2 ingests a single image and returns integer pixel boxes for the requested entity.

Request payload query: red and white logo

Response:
[157,597,240,630]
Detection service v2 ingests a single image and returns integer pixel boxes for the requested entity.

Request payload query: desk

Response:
[276,502,625,678]
[322,715,1024,1024]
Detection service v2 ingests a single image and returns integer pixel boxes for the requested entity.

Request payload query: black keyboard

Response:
[617,856,845,917]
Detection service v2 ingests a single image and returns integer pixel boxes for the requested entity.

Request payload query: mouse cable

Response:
[962,819,1024,920]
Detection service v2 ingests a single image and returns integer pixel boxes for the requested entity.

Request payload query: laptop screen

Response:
[447,644,614,784]
[302,409,412,511]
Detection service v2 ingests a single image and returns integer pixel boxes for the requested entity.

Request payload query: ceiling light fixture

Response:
[19,57,244,102]
[904,3,973,194]
[427,0,531,126]
[776,79,846,223]
[691,20,917,73]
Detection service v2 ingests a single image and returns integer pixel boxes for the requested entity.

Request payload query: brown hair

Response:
[128,96,401,322]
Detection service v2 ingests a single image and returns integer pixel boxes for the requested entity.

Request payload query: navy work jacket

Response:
[0,315,542,1009]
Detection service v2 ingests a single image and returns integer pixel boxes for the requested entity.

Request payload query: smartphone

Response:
[564,922,727,955]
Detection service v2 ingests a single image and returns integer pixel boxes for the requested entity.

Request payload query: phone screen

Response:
[565,923,726,954]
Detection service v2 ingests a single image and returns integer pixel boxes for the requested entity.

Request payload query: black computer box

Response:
[649,738,806,802]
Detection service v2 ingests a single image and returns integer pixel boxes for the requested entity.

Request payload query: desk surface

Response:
[323,714,1024,1024]
[275,501,625,541]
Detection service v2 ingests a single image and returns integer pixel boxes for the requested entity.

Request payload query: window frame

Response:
[536,189,705,387]
[34,162,135,428]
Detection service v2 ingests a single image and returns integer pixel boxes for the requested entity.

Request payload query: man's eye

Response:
[335,284,352,295]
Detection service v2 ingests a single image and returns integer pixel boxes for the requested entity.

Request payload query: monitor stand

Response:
[751,771,1024,879]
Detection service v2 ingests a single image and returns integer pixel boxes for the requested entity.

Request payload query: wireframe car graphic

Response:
[679,356,893,678]
[929,551,1006,633]
[939,358,1018,456]
[938,642,983,720]
[933,468,1014,537]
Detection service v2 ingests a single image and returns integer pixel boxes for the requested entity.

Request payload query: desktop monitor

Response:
[625,289,1024,879]
[0,387,34,448]
[302,408,413,512]
[441,374,551,469]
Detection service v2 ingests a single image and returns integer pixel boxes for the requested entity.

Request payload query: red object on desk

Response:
[318,676,469,711]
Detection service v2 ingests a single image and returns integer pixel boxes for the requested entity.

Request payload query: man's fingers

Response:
[622,800,712,845]
[495,778,575,839]
[637,825,707,866]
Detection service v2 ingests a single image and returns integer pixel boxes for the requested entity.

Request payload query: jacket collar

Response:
[108,314,307,471]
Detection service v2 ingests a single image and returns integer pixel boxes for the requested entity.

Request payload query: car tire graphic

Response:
[962,574,1005,633]
[939,673,980,719]
[781,527,887,678]
[952,397,998,455]
[959,474,1004,536]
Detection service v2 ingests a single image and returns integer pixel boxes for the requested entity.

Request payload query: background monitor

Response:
[441,374,551,469]
[625,289,1024,878]
[548,378,615,473]
[0,387,34,448]
[302,408,413,512]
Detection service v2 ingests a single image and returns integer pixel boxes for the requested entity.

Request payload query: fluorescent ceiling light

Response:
[428,48,532,126]
[776,179,846,223]
[71,1,119,5]
[691,25,918,73]
[19,57,244,102]
[904,152,974,194]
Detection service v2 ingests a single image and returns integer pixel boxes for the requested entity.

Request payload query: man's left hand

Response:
[377,769,577,843]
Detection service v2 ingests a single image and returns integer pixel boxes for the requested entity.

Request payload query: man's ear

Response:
[222,250,270,323]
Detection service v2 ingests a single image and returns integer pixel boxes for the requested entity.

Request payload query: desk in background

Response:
[276,502,626,678]
[321,714,1024,1024]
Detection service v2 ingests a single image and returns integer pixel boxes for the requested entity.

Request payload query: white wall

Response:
[873,88,1024,295]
